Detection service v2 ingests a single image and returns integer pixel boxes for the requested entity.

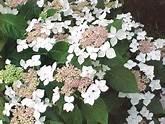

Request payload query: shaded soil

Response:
[123,0,165,38]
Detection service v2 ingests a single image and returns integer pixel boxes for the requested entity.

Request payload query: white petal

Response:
[110,37,118,47]
[98,50,105,57]
[106,48,116,59]
[63,103,74,112]
[116,29,127,40]
[78,56,84,65]
[34,111,40,120]
[110,26,117,34]
[90,53,97,60]
[64,96,74,103]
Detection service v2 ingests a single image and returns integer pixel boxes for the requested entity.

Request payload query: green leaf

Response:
[148,97,165,114]
[0,14,27,39]
[80,98,108,124]
[102,92,123,113]
[40,9,58,20]
[0,84,5,92]
[48,41,69,63]
[19,0,41,20]
[0,36,7,52]
[44,107,64,124]
[108,19,122,31]
[105,65,138,93]
[114,40,130,57]
[46,120,64,124]
[0,97,5,119]
[61,105,82,124]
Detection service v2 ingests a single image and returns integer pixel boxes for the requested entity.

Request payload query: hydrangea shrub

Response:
[0,0,165,124]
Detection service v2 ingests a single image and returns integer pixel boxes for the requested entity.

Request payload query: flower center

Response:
[5,0,28,8]
[138,40,155,54]
[55,65,92,95]
[10,106,35,124]
[132,70,149,92]
[80,26,108,48]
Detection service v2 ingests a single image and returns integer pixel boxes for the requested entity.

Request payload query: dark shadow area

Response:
[123,0,165,38]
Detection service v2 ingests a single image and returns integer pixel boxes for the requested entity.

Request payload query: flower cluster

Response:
[0,0,165,124]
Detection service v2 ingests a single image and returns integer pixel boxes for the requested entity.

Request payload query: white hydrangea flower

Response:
[92,11,113,26]
[37,62,57,85]
[154,39,165,49]
[34,101,47,113]
[36,0,44,7]
[95,80,109,92]
[4,86,16,99]
[124,60,137,69]
[86,46,99,60]
[3,103,14,116]
[140,106,153,120]
[66,54,74,65]
[26,19,39,32]
[33,110,41,120]
[109,26,127,46]
[52,87,60,104]
[29,37,56,52]
[21,98,35,107]
[35,116,45,124]
[63,96,74,112]
[68,44,89,65]
[33,89,45,100]
[98,41,116,59]
[128,93,144,105]
[81,87,99,105]
[149,80,161,91]
[136,31,146,40]
[5,59,11,65]
[81,92,95,106]
[129,39,139,53]
[21,90,48,121]
[90,0,98,5]
[127,106,142,124]
[17,39,28,52]
[143,91,155,106]
[0,4,18,15]
[147,50,161,61]
[159,117,165,124]
[127,115,142,124]
[136,53,146,63]
[128,106,139,116]
[81,66,96,79]
[20,55,41,69]
[0,120,2,124]
[138,63,154,80]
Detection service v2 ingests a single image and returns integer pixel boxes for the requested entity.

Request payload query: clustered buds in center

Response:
[80,26,108,48]
[10,106,35,124]
[54,65,92,96]
[138,40,155,54]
